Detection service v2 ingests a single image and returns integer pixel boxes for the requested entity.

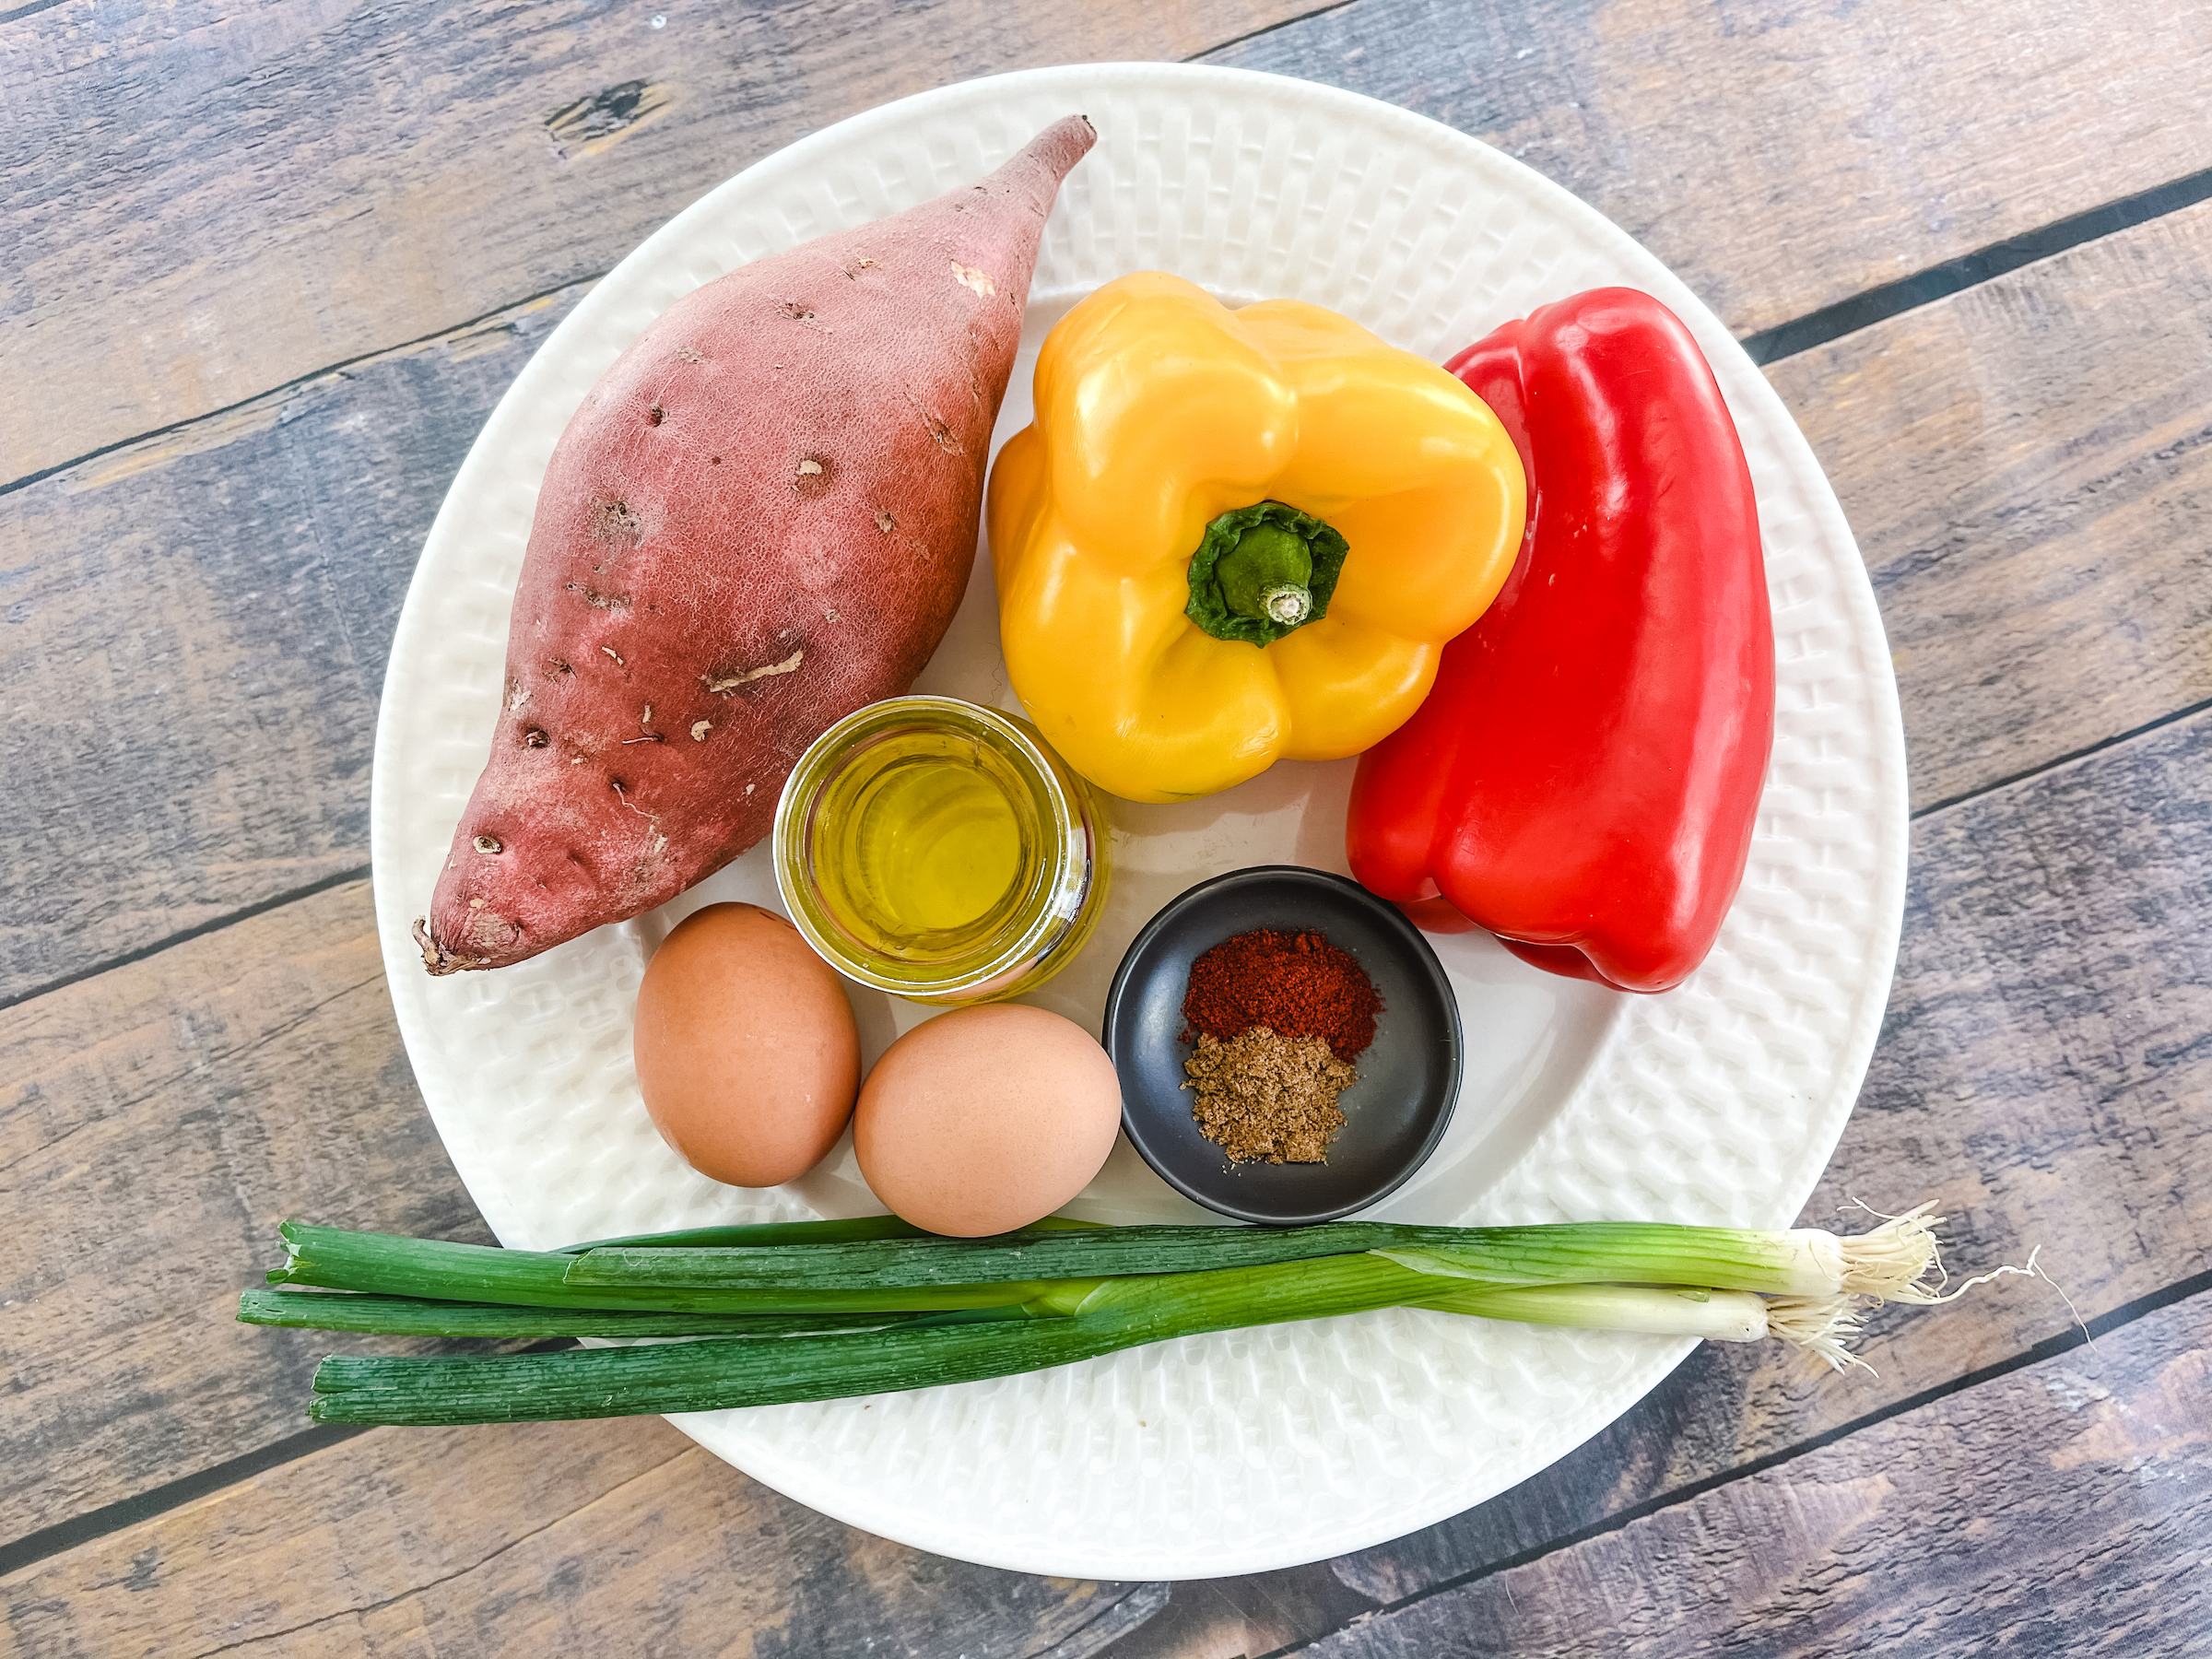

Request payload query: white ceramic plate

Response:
[370,63,1907,1579]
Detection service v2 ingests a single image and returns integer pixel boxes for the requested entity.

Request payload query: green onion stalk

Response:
[253,1206,1971,1428]
[234,1288,926,1340]
[555,1210,1945,1298]
[267,1221,1070,1314]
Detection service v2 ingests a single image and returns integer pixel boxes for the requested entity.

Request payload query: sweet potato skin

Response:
[418,117,1095,973]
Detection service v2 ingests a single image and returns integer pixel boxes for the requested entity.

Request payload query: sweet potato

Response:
[415,116,1095,974]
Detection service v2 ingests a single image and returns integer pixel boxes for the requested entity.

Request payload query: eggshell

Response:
[632,902,861,1186]
[855,1004,1123,1236]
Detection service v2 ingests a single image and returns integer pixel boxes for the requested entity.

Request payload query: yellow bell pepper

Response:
[986,272,1526,803]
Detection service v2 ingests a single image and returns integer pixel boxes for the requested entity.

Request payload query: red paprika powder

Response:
[1180,929,1381,1062]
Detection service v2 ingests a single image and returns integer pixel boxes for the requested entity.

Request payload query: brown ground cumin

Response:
[1182,1026,1356,1164]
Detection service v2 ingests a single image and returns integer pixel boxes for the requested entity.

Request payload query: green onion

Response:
[270,1223,608,1304]
[269,1221,1074,1313]
[1382,1206,1947,1301]
[552,1215,933,1253]
[307,1257,1869,1426]
[1418,1281,1852,1351]
[312,1318,1108,1424]
[269,1205,1970,1426]
[563,1220,1433,1291]
[237,1288,925,1339]
[310,1253,1438,1424]
[559,1213,1936,1298]
[1372,1225,1843,1296]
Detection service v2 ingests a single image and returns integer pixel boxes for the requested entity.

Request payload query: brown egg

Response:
[633,902,861,1187]
[854,1003,1123,1236]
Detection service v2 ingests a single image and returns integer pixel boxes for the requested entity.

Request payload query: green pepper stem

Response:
[1184,501,1349,647]
[1215,523,1314,626]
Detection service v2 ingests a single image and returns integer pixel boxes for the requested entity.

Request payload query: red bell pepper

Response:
[1345,288,1772,993]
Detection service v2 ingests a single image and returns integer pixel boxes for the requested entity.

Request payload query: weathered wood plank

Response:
[1290,1289,2212,1658]
[0,283,588,1005]
[1218,0,2212,347]
[1089,1561,1379,1659]
[8,0,2212,482]
[0,1416,1164,1658]
[1771,196,2212,813]
[0,878,475,1544]
[1101,703,2212,1654]
[0,0,1313,483]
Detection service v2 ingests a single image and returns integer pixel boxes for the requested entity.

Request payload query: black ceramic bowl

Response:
[1102,865,1463,1225]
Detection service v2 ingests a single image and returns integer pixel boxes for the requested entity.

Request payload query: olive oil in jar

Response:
[814,729,1033,951]
[776,696,1111,1003]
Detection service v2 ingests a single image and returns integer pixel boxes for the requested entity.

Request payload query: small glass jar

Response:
[773,695,1110,1003]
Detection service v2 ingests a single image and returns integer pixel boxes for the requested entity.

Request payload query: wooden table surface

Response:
[6,2,2210,1653]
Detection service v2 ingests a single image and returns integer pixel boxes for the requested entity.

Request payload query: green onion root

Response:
[1832,1202,1946,1301]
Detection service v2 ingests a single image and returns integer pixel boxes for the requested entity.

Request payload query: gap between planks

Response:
[1911,696,2212,823]
[0,864,372,1015]
[0,280,596,505]
[1197,0,1362,58]
[1737,160,2212,364]
[0,1426,370,1582]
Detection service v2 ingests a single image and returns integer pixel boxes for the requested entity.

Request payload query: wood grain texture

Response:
[1087,1561,1380,1659]
[0,0,1314,482]
[0,877,475,1544]
[0,282,589,1005]
[1771,196,2212,814]
[10,0,2212,484]
[0,1416,1163,1658]
[1101,703,2212,1656]
[1217,0,2212,342]
[1294,1289,2212,1658]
